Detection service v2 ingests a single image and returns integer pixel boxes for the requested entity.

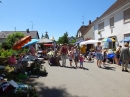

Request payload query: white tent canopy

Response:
[80,39,101,45]
[37,38,53,43]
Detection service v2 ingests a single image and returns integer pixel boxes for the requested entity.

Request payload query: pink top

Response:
[79,56,84,62]
[8,56,16,65]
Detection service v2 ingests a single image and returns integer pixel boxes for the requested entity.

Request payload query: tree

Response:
[3,32,25,49]
[57,32,69,44]
[45,31,49,39]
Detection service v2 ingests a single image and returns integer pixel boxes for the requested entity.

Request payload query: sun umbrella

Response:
[80,39,101,45]
[12,35,31,50]
[120,36,130,42]
[22,39,39,47]
[102,38,115,42]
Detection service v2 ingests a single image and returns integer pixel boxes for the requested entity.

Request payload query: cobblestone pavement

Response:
[31,59,130,97]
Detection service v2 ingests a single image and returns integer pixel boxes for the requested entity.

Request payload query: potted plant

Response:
[98,31,101,35]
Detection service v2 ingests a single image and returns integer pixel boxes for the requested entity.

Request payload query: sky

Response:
[0,0,116,40]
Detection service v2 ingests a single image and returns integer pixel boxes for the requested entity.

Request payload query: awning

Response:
[44,44,52,46]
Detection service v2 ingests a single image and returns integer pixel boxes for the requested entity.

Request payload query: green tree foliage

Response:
[57,32,69,44]
[3,32,25,49]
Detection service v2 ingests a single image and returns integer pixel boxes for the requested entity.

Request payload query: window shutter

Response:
[110,17,114,27]
[124,8,130,23]
[98,22,104,30]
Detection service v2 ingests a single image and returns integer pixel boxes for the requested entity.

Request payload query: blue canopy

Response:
[22,39,39,47]
[75,40,84,44]
[120,36,130,42]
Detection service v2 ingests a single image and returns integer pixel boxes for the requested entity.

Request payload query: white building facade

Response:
[94,0,130,49]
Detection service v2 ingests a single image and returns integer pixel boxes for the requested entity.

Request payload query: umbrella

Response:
[120,36,130,42]
[37,38,53,43]
[80,39,101,45]
[12,35,31,50]
[102,38,115,42]
[22,39,39,47]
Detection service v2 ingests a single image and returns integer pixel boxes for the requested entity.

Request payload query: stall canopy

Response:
[37,38,53,44]
[120,36,130,42]
[44,44,52,46]
[80,39,101,45]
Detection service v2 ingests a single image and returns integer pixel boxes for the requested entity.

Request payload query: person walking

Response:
[115,45,122,65]
[60,43,68,67]
[79,54,84,69]
[120,42,130,72]
[80,45,86,60]
[102,50,107,67]
[74,47,80,68]
[95,42,102,68]
[68,51,73,67]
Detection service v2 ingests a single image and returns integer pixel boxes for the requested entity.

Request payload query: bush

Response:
[0,48,28,58]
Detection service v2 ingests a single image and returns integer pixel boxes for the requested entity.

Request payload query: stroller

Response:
[86,51,95,63]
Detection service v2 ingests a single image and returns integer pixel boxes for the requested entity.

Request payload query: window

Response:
[78,31,81,37]
[124,8,130,23]
[110,17,114,27]
[98,22,104,31]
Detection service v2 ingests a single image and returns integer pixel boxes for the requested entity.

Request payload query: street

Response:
[31,60,130,97]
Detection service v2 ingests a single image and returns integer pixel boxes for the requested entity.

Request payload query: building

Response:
[83,20,94,41]
[94,0,130,48]
[0,29,39,43]
[76,20,94,45]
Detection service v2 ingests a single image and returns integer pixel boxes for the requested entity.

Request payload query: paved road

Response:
[31,60,130,97]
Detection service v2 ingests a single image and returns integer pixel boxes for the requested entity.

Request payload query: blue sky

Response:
[0,0,116,40]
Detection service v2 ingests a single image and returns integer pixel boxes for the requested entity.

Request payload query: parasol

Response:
[102,38,115,42]
[22,39,39,47]
[12,35,31,50]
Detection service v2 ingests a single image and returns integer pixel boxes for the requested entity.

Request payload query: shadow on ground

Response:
[102,66,116,71]
[28,79,79,97]
[65,66,89,70]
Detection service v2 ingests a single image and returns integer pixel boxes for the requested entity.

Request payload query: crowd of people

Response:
[58,42,129,72]
[8,41,130,72]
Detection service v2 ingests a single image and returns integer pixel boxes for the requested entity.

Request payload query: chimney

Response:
[26,29,29,33]
[96,17,99,19]
[89,20,91,25]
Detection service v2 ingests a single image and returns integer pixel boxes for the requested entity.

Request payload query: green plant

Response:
[98,31,101,35]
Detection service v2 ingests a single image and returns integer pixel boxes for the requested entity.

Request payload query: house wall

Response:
[83,26,94,40]
[0,38,6,43]
[94,2,130,47]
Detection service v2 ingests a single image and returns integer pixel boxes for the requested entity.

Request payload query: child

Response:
[79,54,84,69]
[102,50,107,66]
[69,51,73,67]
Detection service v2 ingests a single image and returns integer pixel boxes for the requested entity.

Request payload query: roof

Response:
[82,23,93,36]
[99,0,129,20]
[78,25,89,35]
[0,31,39,39]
